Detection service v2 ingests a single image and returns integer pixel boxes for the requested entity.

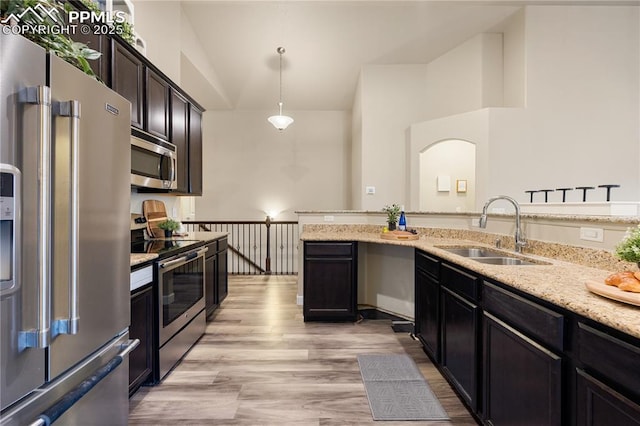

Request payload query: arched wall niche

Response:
[419,139,476,212]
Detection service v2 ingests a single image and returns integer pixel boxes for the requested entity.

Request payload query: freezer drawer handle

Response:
[51,100,82,338]
[27,339,140,426]
[18,86,52,350]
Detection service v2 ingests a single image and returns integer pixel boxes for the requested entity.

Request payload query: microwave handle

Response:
[170,156,176,183]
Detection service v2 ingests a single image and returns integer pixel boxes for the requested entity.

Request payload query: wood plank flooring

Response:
[129,275,478,425]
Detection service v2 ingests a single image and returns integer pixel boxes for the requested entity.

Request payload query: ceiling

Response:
[181,1,636,112]
[180,1,524,111]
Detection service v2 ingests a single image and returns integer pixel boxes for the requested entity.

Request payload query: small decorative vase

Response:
[164,230,173,238]
[388,222,396,231]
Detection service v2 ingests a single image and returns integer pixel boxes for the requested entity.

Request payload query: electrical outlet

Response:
[471,218,480,227]
[580,227,604,242]
[365,186,375,195]
[324,215,334,222]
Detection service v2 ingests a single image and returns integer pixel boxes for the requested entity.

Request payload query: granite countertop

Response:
[130,253,159,267]
[129,231,228,267]
[301,228,640,340]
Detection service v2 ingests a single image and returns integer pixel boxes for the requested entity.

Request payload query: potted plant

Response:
[382,204,401,231]
[615,224,640,267]
[158,219,180,238]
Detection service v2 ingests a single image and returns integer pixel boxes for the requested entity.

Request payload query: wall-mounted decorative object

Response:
[437,175,451,192]
[456,179,467,193]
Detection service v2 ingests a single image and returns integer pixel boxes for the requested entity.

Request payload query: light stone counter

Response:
[130,253,159,267]
[300,224,640,340]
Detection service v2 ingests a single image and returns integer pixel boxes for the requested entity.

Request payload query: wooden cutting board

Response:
[142,199,168,238]
[585,280,640,307]
[380,230,419,241]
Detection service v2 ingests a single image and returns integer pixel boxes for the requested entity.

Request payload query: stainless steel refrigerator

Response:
[0,33,136,425]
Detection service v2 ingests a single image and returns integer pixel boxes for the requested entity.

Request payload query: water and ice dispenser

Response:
[0,164,19,293]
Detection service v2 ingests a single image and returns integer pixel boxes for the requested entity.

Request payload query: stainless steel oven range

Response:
[156,245,208,380]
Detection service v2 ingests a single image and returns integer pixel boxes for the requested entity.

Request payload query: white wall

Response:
[130,0,181,83]
[424,33,503,120]
[489,6,640,204]
[196,109,351,221]
[408,6,639,211]
[356,65,430,210]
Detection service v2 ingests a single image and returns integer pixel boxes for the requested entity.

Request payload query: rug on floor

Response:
[357,353,449,421]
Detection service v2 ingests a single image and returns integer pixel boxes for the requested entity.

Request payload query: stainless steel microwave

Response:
[131,135,177,190]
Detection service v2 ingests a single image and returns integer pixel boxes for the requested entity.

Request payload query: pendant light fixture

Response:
[267,47,294,130]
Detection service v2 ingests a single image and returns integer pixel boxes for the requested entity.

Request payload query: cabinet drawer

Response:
[217,237,228,252]
[578,323,640,398]
[305,242,354,257]
[484,282,565,351]
[416,250,440,279]
[441,263,479,301]
[205,241,217,258]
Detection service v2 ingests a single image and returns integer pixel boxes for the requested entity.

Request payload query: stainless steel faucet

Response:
[479,195,527,253]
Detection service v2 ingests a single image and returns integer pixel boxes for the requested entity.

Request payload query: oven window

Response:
[132,145,162,179]
[162,257,204,326]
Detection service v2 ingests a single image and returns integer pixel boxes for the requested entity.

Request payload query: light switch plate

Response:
[365,186,375,195]
[324,215,335,222]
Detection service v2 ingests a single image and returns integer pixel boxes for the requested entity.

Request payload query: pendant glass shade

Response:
[268,47,293,130]
[268,102,294,130]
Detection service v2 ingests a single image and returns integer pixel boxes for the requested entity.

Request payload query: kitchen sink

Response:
[439,247,505,258]
[437,246,551,266]
[472,257,539,266]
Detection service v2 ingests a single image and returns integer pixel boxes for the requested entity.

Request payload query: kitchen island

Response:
[300,224,640,426]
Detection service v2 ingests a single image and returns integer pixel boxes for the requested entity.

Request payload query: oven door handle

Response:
[158,247,208,269]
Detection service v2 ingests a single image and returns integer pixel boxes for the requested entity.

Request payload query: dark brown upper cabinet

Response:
[146,69,170,140]
[111,39,144,130]
[188,105,203,195]
[170,89,189,193]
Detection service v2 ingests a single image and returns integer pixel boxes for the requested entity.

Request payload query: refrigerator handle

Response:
[18,86,52,350]
[51,100,81,337]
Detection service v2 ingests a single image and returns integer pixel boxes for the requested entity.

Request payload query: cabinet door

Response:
[304,255,356,321]
[204,254,217,318]
[217,248,228,304]
[484,313,562,426]
[170,89,189,193]
[146,69,169,140]
[111,40,143,129]
[416,268,440,361]
[71,32,110,82]
[129,286,154,395]
[188,105,203,195]
[441,288,479,411]
[576,369,640,426]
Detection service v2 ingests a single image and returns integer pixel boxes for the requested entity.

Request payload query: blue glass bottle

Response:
[398,206,406,231]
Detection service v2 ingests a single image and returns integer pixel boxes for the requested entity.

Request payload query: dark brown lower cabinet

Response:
[129,285,154,395]
[216,241,228,304]
[303,242,357,322]
[415,267,440,361]
[204,243,218,318]
[441,287,479,411]
[483,313,562,426]
[576,369,640,426]
[204,238,228,319]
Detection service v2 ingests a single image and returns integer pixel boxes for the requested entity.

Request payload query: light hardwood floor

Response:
[129,275,478,425]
